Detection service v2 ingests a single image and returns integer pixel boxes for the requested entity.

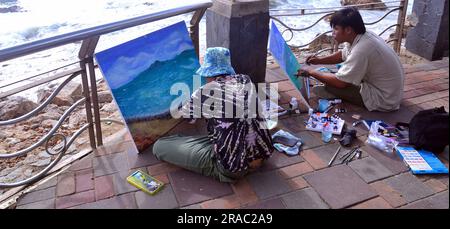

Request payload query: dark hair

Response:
[330,7,366,34]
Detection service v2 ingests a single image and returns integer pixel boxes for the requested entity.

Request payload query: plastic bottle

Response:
[321,122,333,143]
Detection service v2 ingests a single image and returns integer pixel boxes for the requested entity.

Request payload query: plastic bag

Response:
[366,121,398,153]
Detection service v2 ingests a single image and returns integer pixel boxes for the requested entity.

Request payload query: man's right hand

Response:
[305,55,320,65]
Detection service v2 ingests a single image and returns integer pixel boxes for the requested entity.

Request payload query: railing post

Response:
[393,0,408,53]
[190,8,207,57]
[79,37,100,149]
[86,56,103,146]
[79,60,96,149]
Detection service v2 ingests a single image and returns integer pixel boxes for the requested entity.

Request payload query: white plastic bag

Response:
[366,121,398,153]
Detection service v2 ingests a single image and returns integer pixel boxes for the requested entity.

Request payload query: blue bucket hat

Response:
[196,47,236,77]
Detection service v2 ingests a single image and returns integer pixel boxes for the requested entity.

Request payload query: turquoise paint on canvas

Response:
[269,21,302,91]
[95,21,202,122]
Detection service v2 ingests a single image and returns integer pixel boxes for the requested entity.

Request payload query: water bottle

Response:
[321,122,333,143]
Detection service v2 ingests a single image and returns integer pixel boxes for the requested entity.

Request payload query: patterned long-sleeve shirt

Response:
[180,74,274,173]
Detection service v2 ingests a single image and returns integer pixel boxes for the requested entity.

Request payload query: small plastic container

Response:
[318,99,330,113]
[321,122,333,143]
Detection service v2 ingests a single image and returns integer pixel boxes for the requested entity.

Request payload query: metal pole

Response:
[87,57,103,146]
[80,60,96,149]
[79,37,103,146]
[393,0,408,53]
[189,8,207,57]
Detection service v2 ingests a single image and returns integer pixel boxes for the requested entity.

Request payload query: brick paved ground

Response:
[15,59,449,209]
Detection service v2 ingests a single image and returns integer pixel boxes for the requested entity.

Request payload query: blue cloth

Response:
[196,47,236,77]
[272,130,302,156]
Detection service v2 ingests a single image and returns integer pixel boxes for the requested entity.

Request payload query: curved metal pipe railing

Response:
[0,98,86,159]
[0,72,80,126]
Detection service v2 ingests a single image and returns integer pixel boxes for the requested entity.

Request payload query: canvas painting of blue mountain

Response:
[95,21,201,153]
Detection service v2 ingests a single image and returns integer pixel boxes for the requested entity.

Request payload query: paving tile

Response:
[401,191,449,209]
[55,190,95,209]
[350,197,392,209]
[384,173,434,203]
[287,176,309,190]
[147,162,181,176]
[34,176,57,191]
[70,155,93,171]
[349,157,394,183]
[112,170,139,195]
[17,187,56,206]
[127,144,160,169]
[301,143,363,169]
[200,195,240,209]
[278,162,313,179]
[75,169,94,193]
[94,174,115,200]
[281,188,329,209]
[361,144,409,175]
[435,174,449,187]
[277,116,307,133]
[169,169,233,207]
[357,106,415,125]
[301,149,327,170]
[304,165,377,209]
[135,184,179,209]
[370,180,407,208]
[231,178,259,206]
[424,179,448,193]
[260,152,304,172]
[92,152,128,177]
[56,172,75,197]
[73,192,137,209]
[181,204,202,209]
[17,199,55,209]
[295,131,324,150]
[243,198,286,209]
[246,170,291,200]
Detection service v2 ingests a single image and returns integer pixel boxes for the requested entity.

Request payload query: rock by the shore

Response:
[308,33,334,52]
[340,0,387,10]
[37,81,83,106]
[97,91,113,104]
[0,96,38,121]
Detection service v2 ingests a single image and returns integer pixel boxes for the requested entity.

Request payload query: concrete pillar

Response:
[206,0,269,83]
[405,0,449,61]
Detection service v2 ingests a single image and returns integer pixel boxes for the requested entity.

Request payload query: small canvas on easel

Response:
[95,21,201,153]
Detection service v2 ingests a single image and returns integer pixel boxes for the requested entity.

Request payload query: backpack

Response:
[397,106,449,153]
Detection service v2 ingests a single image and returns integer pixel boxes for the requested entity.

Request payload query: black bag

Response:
[397,107,449,153]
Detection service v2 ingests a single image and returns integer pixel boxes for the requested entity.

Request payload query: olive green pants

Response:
[312,84,366,108]
[152,135,247,183]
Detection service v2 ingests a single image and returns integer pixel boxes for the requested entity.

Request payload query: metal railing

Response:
[270,0,409,54]
[0,1,212,188]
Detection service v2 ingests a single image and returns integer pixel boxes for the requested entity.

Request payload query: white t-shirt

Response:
[336,31,404,111]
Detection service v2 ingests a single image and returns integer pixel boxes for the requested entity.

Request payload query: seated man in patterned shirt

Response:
[153,47,274,183]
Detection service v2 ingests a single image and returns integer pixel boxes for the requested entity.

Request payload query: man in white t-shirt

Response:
[297,7,404,112]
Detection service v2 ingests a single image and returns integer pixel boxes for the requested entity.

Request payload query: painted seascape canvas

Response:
[95,21,201,153]
[269,21,303,91]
